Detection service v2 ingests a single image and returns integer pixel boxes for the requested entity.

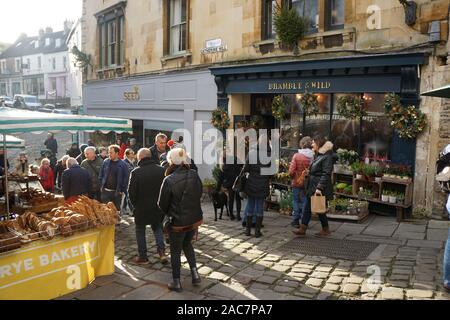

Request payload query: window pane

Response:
[363,93,385,115]
[361,117,394,160]
[181,0,187,23]
[292,0,318,31]
[330,0,344,26]
[170,0,182,26]
[180,23,186,51]
[170,25,180,53]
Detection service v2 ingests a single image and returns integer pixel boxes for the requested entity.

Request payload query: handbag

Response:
[311,195,327,214]
[295,168,308,188]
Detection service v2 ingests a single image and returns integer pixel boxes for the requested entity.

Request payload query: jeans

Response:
[242,199,257,224]
[226,187,241,217]
[292,187,307,224]
[245,197,265,218]
[135,223,165,259]
[101,190,122,213]
[169,230,197,279]
[301,195,329,228]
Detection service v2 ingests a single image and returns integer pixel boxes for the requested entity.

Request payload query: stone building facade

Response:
[82,0,450,216]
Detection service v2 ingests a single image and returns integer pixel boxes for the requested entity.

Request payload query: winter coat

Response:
[305,141,335,200]
[67,147,81,159]
[289,149,314,188]
[99,158,129,193]
[44,138,58,156]
[158,166,203,228]
[119,143,127,160]
[150,144,169,163]
[218,158,243,189]
[128,158,165,226]
[62,165,91,200]
[76,153,86,165]
[54,160,66,189]
[15,160,29,177]
[39,167,54,192]
[124,158,136,173]
[243,148,272,199]
[81,157,104,192]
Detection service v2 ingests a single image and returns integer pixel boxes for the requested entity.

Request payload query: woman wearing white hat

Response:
[158,148,203,292]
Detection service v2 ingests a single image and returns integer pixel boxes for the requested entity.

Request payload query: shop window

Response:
[168,0,187,55]
[12,82,21,96]
[0,83,6,95]
[15,59,21,73]
[325,0,344,31]
[291,0,319,33]
[361,117,393,161]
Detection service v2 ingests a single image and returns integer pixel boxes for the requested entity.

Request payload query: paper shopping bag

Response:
[311,195,327,214]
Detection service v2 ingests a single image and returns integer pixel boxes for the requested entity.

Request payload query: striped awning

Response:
[0,107,132,134]
[0,135,25,148]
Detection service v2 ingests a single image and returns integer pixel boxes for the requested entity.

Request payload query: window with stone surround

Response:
[168,0,188,55]
[262,0,277,40]
[291,0,319,33]
[96,1,126,69]
[325,0,344,31]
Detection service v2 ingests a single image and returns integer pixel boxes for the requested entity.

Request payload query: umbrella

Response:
[0,107,132,134]
[421,84,450,99]
[0,135,25,149]
[0,107,132,219]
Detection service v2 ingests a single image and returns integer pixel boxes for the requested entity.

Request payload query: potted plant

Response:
[389,192,397,204]
[352,162,364,180]
[335,149,348,173]
[335,182,348,194]
[203,179,217,194]
[381,190,390,202]
[373,163,383,183]
[397,193,405,205]
[362,164,376,182]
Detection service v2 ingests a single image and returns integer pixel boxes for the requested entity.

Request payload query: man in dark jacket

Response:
[67,143,81,158]
[217,153,243,221]
[81,147,103,201]
[128,148,167,265]
[62,158,91,204]
[99,145,129,212]
[149,133,169,163]
[44,133,58,156]
[54,155,69,193]
[76,144,88,165]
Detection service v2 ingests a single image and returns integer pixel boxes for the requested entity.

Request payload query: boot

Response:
[158,248,168,265]
[255,217,263,238]
[245,216,252,236]
[230,212,236,221]
[315,227,331,237]
[168,278,183,292]
[191,268,202,286]
[292,224,308,237]
[236,212,242,221]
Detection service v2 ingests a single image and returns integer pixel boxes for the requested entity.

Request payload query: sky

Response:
[0,0,82,44]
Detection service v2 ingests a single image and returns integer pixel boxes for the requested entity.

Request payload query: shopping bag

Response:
[311,195,327,214]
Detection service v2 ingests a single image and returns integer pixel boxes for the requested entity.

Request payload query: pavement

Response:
[58,201,450,300]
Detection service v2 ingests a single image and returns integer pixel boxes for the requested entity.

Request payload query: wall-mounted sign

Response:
[201,38,228,55]
[268,81,332,91]
[124,86,140,101]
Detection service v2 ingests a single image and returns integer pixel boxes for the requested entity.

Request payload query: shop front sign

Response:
[123,86,140,101]
[268,81,332,91]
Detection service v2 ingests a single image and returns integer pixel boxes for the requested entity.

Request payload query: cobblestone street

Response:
[58,201,450,301]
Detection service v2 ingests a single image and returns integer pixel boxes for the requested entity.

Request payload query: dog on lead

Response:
[211,190,229,221]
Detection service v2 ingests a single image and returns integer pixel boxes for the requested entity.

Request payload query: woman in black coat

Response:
[158,148,203,293]
[293,135,334,237]
[217,151,243,221]
[243,135,272,238]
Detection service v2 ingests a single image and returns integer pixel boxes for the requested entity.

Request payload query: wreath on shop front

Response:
[211,108,230,130]
[272,95,287,120]
[383,93,402,116]
[336,95,367,119]
[299,92,319,117]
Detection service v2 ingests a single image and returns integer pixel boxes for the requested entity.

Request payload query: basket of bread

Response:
[0,222,22,252]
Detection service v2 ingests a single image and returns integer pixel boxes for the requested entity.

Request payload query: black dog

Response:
[211,191,230,221]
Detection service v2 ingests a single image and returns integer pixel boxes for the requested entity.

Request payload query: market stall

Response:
[0,107,132,299]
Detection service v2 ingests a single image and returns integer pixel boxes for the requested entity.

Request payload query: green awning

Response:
[421,84,450,98]
[0,135,25,148]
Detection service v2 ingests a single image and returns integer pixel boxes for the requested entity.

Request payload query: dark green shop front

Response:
[211,52,427,169]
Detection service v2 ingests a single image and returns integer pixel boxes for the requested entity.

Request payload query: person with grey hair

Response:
[288,136,314,227]
[128,148,168,265]
[158,148,203,292]
[150,133,169,163]
[62,157,91,204]
[81,146,104,201]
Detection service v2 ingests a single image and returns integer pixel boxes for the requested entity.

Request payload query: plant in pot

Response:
[381,189,390,202]
[373,163,384,183]
[335,182,348,194]
[335,149,348,173]
[362,164,376,182]
[397,193,405,205]
[389,191,397,204]
[352,162,364,180]
[347,151,360,171]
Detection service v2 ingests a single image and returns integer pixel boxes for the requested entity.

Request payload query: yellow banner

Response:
[0,225,115,300]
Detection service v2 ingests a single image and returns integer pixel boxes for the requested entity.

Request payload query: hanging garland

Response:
[391,105,427,139]
[299,92,319,116]
[211,108,230,130]
[336,95,367,119]
[272,95,286,120]
[384,93,402,116]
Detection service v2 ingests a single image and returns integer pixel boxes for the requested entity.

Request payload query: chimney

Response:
[38,29,45,39]
[45,27,53,34]
[63,20,74,34]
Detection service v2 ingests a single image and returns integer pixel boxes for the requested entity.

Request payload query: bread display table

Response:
[0,225,115,300]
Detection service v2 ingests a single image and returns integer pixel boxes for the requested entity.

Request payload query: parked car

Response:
[53,108,72,114]
[0,96,13,107]
[38,104,56,113]
[13,94,42,111]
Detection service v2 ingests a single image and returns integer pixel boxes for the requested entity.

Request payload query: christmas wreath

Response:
[383,93,402,116]
[390,105,427,139]
[272,95,286,120]
[211,108,230,130]
[336,95,367,119]
[299,92,319,116]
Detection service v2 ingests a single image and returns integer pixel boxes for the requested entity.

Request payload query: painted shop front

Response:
[83,69,217,179]
[211,52,427,220]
